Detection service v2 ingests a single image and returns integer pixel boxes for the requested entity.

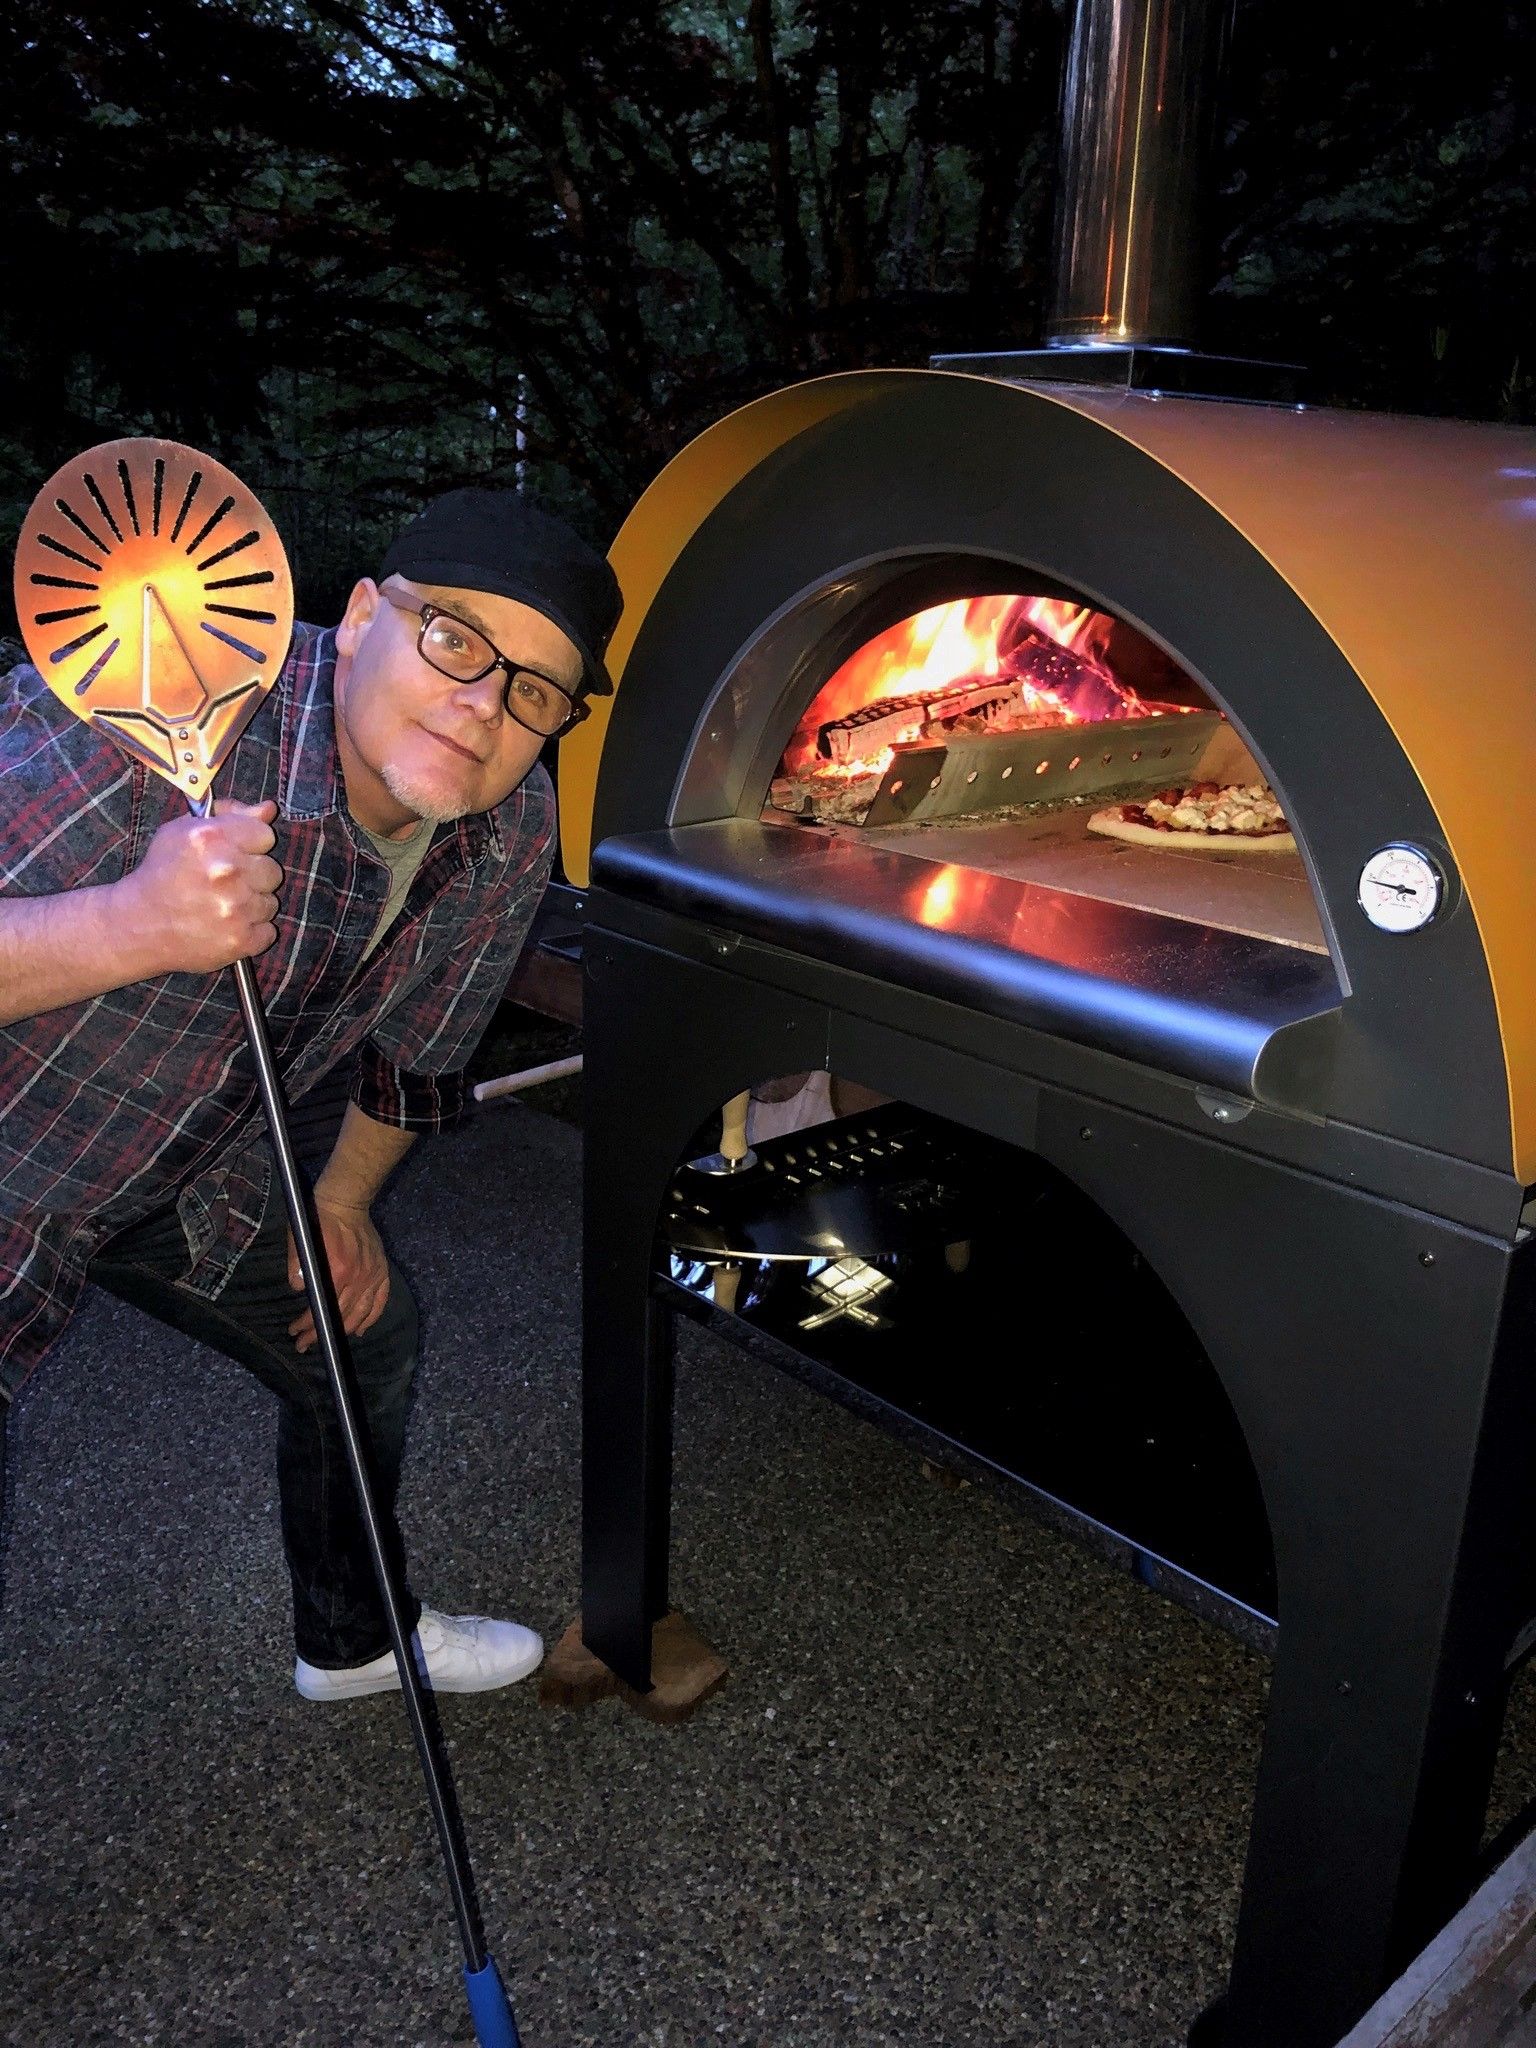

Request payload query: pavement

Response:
[3,1099,1534,2048]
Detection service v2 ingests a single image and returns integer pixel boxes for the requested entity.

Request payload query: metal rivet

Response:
[1337,1679,1352,1695]
[1419,1251,1436,1268]
[187,774,199,784]
[176,728,189,740]
[1079,1125,1093,1140]
[182,751,194,762]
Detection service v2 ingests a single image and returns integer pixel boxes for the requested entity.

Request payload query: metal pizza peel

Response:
[15,439,293,803]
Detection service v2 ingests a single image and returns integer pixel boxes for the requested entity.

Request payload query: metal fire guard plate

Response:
[861,708,1223,828]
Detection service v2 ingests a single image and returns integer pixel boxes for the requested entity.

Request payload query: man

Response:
[0,489,621,1700]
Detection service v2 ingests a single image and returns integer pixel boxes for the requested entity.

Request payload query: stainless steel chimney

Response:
[931,0,1300,403]
[1047,0,1231,349]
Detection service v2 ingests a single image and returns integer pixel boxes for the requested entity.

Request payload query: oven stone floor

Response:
[845,805,1331,955]
[3,1099,1534,2047]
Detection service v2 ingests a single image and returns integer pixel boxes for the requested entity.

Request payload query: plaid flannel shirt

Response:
[0,622,554,1399]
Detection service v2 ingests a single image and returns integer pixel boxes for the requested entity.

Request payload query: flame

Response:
[780,594,1155,783]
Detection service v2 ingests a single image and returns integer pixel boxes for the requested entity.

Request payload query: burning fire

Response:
[781,594,1161,786]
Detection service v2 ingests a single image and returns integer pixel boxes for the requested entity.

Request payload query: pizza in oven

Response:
[1087,781,1296,853]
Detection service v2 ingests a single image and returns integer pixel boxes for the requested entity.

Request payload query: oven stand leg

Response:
[576,927,828,1694]
[580,1092,678,1694]
[576,930,686,1691]
[1039,1097,1534,2048]
[1204,1250,1532,2048]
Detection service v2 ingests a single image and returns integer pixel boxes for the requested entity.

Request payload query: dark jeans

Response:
[88,1180,422,1667]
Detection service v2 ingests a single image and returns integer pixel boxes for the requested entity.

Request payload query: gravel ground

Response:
[3,1099,1533,2048]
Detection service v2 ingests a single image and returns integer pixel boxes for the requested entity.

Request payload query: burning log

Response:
[940,637,1141,734]
[817,635,1151,769]
[770,770,886,825]
[777,600,1192,828]
[817,679,1015,764]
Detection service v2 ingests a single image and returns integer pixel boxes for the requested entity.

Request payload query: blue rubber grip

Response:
[464,1956,522,2048]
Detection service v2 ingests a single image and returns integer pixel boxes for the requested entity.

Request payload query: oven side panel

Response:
[1023,384,1536,1185]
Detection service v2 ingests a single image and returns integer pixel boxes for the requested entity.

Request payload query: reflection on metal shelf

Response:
[799,1255,895,1332]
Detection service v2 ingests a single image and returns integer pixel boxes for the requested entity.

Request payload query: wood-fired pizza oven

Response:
[566,368,1536,1173]
[561,365,1536,2048]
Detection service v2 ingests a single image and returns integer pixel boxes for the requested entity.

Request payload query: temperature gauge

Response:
[1357,844,1443,934]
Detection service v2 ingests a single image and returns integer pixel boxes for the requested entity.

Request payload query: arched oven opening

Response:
[703,565,1328,960]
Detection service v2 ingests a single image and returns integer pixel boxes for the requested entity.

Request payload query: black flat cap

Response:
[380,488,622,694]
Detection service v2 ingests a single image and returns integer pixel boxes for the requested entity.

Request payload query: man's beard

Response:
[380,759,475,825]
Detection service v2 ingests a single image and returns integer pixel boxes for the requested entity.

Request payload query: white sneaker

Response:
[294,1606,544,1701]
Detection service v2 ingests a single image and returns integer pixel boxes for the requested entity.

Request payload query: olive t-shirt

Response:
[359,818,433,962]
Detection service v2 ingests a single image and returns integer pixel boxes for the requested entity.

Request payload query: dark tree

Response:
[1,0,1531,623]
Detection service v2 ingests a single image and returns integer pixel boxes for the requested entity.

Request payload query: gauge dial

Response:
[1357,844,1443,934]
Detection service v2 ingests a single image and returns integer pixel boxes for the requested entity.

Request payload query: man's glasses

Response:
[380,585,587,739]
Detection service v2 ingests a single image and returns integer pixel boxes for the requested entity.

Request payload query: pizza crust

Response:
[1087,809,1297,854]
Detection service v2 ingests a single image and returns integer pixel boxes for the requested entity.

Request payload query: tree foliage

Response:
[2,0,1531,620]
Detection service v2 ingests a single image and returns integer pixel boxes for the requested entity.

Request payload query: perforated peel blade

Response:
[13,438,295,801]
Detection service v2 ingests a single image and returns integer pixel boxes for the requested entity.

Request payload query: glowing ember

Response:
[781,595,1164,786]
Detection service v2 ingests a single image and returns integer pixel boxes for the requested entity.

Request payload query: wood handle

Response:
[720,1089,752,1164]
[473,1054,584,1103]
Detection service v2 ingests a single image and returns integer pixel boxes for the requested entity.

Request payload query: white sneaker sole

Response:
[295,1634,544,1701]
